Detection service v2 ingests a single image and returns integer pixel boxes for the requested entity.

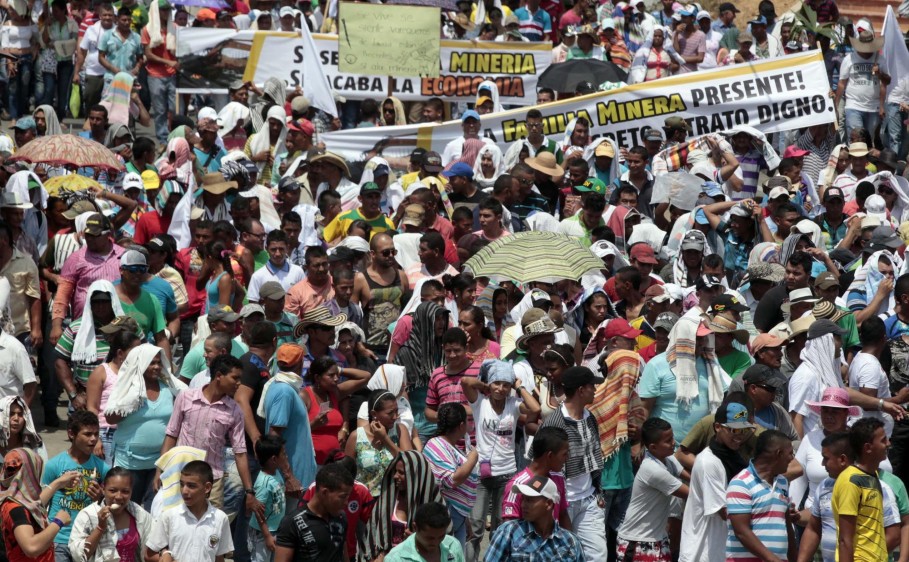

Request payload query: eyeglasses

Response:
[527,122,544,129]
[122,265,148,274]
[247,232,266,239]
[379,249,397,257]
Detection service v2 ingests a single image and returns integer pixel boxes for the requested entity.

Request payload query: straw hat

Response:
[850,30,884,54]
[293,305,348,339]
[525,152,565,178]
[201,172,238,195]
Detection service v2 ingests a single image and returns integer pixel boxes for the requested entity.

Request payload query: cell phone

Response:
[319,401,330,415]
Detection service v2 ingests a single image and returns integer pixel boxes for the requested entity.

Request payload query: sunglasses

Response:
[755,383,777,393]
[378,249,397,257]
[517,178,533,185]
[122,265,148,274]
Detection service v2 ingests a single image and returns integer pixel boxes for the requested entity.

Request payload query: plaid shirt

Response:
[484,520,585,562]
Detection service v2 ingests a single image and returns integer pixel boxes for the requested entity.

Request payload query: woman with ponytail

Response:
[199,240,245,312]
[344,389,412,496]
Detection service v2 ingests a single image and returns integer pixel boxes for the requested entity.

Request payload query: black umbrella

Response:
[537,59,628,93]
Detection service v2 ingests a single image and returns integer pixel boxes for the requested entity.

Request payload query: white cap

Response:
[122,172,144,192]
[512,476,560,503]
[768,186,790,200]
[120,250,147,267]
[696,9,711,20]
[865,194,888,222]
[279,6,295,17]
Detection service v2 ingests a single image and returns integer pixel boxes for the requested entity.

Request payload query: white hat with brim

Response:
[0,192,32,210]
[515,316,563,350]
[850,31,884,54]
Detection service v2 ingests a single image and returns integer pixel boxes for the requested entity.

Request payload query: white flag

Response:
[882,6,909,96]
[301,23,338,117]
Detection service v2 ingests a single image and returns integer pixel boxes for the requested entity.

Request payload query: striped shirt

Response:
[55,318,109,386]
[726,463,790,560]
[514,7,551,41]
[59,243,125,319]
[728,150,768,201]
[541,405,603,482]
[422,437,477,517]
[812,476,900,562]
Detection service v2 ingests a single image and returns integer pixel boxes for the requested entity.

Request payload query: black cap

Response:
[410,147,427,163]
[807,319,847,340]
[575,81,597,95]
[719,2,740,12]
[561,366,604,390]
[711,293,749,313]
[868,225,903,251]
[278,176,301,193]
[421,151,443,173]
[742,364,787,389]
[696,275,723,292]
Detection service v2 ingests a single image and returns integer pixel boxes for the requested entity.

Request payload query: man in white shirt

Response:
[247,232,306,302]
[0,328,37,404]
[441,110,494,166]
[834,30,890,143]
[73,3,115,110]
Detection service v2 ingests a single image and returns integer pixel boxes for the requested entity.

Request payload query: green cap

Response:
[574,178,607,195]
[360,181,381,194]
[158,0,172,8]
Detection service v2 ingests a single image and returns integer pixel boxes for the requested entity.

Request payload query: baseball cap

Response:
[644,128,664,142]
[278,177,301,193]
[477,96,493,107]
[741,263,785,285]
[869,225,903,251]
[122,172,144,192]
[595,143,615,158]
[287,118,315,136]
[120,250,147,267]
[710,293,748,313]
[421,151,443,173]
[239,303,265,319]
[603,319,643,339]
[575,178,607,195]
[814,272,840,290]
[83,213,112,236]
[410,148,427,164]
[719,2,740,12]
[768,186,790,200]
[749,15,767,25]
[695,275,723,291]
[783,146,810,159]
[360,181,382,194]
[208,304,240,323]
[279,5,294,17]
[259,281,287,301]
[742,364,788,389]
[654,311,680,332]
[751,333,786,353]
[561,366,604,390]
[402,204,426,228]
[62,200,97,220]
[664,116,691,132]
[681,230,706,251]
[196,7,216,19]
[442,162,475,179]
[807,318,847,340]
[98,315,140,335]
[738,30,755,43]
[644,284,670,303]
[13,116,35,130]
[715,401,755,429]
[512,475,560,503]
[823,186,845,202]
[276,343,305,367]
[694,209,710,225]
[629,244,658,265]
[461,110,481,122]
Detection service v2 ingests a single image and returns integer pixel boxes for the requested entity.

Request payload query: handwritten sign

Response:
[338,4,441,77]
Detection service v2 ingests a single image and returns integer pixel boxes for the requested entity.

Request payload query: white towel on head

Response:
[104,343,186,418]
[71,280,124,364]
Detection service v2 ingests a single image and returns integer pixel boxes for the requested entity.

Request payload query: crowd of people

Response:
[0,0,902,561]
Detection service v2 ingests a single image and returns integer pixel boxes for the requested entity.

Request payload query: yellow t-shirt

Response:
[832,465,887,562]
[322,208,396,244]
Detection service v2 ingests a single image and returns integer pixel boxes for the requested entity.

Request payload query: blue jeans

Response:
[99,427,115,465]
[844,107,881,144]
[127,467,157,511]
[48,61,74,118]
[54,543,72,562]
[230,451,260,562]
[8,53,33,119]
[567,492,608,562]
[884,102,908,157]
[449,506,467,553]
[247,527,274,562]
[148,75,176,144]
[466,473,512,562]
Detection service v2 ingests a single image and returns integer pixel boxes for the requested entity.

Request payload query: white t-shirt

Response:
[788,363,822,435]
[849,352,894,435]
[679,447,728,562]
[617,453,683,542]
[79,21,108,77]
[840,51,888,112]
[471,394,520,477]
[790,428,828,512]
[247,263,307,302]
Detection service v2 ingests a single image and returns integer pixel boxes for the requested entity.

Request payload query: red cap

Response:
[287,118,315,137]
[196,8,216,20]
[783,145,810,158]
[629,244,659,265]
[603,318,643,339]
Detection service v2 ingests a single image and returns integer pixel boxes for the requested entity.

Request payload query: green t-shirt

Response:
[600,441,633,491]
[180,338,247,378]
[838,311,860,351]
[121,290,166,341]
[719,349,753,380]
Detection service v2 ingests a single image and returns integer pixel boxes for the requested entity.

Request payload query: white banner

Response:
[321,51,836,161]
[175,28,552,105]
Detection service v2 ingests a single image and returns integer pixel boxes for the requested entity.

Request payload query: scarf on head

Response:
[33,104,61,136]
[708,437,749,483]
[560,117,585,160]
[250,78,287,133]
[503,139,533,172]
[779,233,811,269]
[100,73,133,127]
[476,80,503,113]
[454,138,486,169]
[628,25,673,84]
[358,450,444,562]
[748,241,780,267]
[153,446,207,515]
[249,105,287,174]
[379,97,406,126]
[394,302,448,389]
[867,171,909,225]
[6,171,48,210]
[104,122,133,149]
[0,449,46,527]
[819,143,847,190]
[508,289,550,327]
[651,133,730,176]
[218,102,250,138]
[104,344,185,418]
[667,315,725,411]
[472,144,504,189]
[799,333,845,391]
[367,364,411,417]
[583,138,621,184]
[256,370,304,418]
[166,126,187,144]
[155,178,184,213]
[165,137,193,185]
[71,281,124,364]
[590,350,645,461]
[0,397,41,451]
[672,229,708,288]
[848,249,899,319]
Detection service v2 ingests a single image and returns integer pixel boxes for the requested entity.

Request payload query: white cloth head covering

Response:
[584,137,621,181]
[104,344,186,417]
[800,333,845,392]
[249,105,288,174]
[71,280,125,364]
[503,139,533,172]
[218,102,250,137]
[473,144,504,189]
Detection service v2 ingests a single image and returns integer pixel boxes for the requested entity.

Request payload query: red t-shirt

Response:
[175,246,206,319]
[303,387,344,465]
[132,210,171,245]
[302,481,372,558]
[1,502,53,562]
[140,28,176,78]
[501,468,568,522]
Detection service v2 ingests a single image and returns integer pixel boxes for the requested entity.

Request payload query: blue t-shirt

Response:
[265,382,317,489]
[251,471,285,533]
[638,353,728,444]
[113,386,174,470]
[513,7,550,41]
[142,276,177,316]
[193,146,227,173]
[41,452,110,544]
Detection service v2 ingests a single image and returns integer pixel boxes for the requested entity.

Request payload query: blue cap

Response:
[442,162,475,179]
[703,181,723,198]
[694,209,710,225]
[717,402,755,429]
[13,116,35,130]
[461,110,481,122]
[678,7,696,16]
[372,164,390,177]
[749,15,767,25]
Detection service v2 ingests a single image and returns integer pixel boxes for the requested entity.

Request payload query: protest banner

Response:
[174,28,551,105]
[338,4,441,77]
[321,51,837,161]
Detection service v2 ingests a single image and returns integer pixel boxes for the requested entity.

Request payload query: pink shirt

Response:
[502,468,568,521]
[60,243,125,319]
[165,387,247,479]
[285,278,334,318]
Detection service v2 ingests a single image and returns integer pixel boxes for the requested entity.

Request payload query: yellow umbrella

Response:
[43,174,101,197]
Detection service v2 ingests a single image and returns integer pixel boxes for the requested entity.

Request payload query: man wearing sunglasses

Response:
[114,250,171,359]
[358,232,409,361]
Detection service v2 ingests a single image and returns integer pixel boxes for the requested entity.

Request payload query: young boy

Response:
[385,502,465,562]
[424,328,479,426]
[302,456,372,561]
[501,426,571,529]
[250,435,286,562]
[275,464,352,562]
[146,460,234,562]
[615,417,689,561]
[42,410,109,561]
[798,431,901,562]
